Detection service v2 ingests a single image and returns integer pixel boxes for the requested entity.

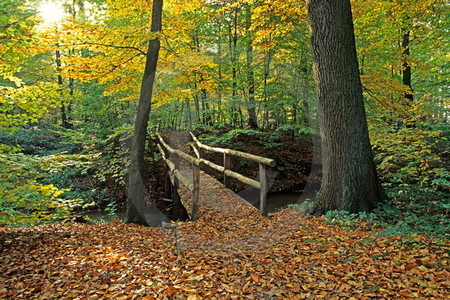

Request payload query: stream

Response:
[239,188,317,213]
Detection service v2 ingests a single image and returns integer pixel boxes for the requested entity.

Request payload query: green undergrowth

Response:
[196,124,317,150]
[0,126,131,227]
[0,128,82,156]
[0,149,83,227]
[324,184,449,240]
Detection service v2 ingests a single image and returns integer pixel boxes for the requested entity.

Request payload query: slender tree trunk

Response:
[55,48,71,129]
[217,22,223,124]
[307,0,383,214]
[125,0,163,225]
[262,48,272,129]
[402,30,413,102]
[201,87,213,126]
[192,82,201,123]
[228,8,239,127]
[245,4,258,129]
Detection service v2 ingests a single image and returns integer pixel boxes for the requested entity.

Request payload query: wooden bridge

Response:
[156,132,276,221]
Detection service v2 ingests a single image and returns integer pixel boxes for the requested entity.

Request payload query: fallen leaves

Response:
[0,206,449,299]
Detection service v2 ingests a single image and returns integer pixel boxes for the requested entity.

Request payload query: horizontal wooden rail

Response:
[224,169,260,189]
[190,133,276,167]
[157,134,202,167]
[200,159,224,173]
[190,132,275,216]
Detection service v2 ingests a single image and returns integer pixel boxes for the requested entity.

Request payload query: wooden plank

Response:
[156,134,195,220]
[178,196,192,220]
[190,132,276,167]
[223,153,231,188]
[200,159,225,173]
[157,133,203,167]
[224,169,260,189]
[172,168,184,219]
[157,144,176,173]
[173,169,194,191]
[191,144,200,159]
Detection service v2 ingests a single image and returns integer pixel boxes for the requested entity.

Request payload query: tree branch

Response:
[69,42,147,56]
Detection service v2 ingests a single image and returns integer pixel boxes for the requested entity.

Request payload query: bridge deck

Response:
[174,167,301,258]
[177,168,263,222]
[162,131,263,222]
[161,132,302,257]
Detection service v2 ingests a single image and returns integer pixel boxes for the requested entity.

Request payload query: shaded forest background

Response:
[0,0,449,238]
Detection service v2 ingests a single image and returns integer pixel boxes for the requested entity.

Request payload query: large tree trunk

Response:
[125,0,163,225]
[307,0,383,214]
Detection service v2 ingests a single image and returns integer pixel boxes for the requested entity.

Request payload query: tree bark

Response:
[55,48,72,129]
[307,0,383,214]
[228,7,239,127]
[245,4,258,129]
[125,0,163,225]
[401,30,413,102]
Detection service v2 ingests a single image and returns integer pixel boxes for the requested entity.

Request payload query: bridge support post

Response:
[259,163,268,216]
[192,164,200,220]
[223,153,231,188]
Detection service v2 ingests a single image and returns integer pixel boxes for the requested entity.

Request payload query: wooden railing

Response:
[190,132,276,216]
[156,133,203,220]
[157,132,276,218]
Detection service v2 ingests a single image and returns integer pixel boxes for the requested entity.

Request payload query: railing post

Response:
[192,163,200,221]
[172,155,183,218]
[191,143,200,159]
[223,153,231,188]
[259,163,268,216]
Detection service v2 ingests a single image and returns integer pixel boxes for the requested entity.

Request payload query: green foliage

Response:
[0,128,82,156]
[275,124,318,136]
[280,199,315,214]
[0,83,63,129]
[0,152,80,227]
[73,82,134,139]
[0,0,37,82]
[325,210,360,228]
[370,121,450,191]
[38,153,111,209]
[198,126,318,152]
[325,184,449,239]
[92,126,133,188]
[201,128,263,146]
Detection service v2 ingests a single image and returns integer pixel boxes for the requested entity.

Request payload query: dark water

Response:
[239,189,317,213]
[83,211,125,224]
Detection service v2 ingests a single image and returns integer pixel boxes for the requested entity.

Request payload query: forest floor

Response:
[1,131,448,299]
[1,206,449,299]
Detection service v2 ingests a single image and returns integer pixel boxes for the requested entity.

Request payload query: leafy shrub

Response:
[325,184,449,239]
[0,128,82,156]
[275,124,318,136]
[370,123,450,191]
[92,126,133,188]
[0,152,81,227]
[201,128,263,146]
[38,153,112,209]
